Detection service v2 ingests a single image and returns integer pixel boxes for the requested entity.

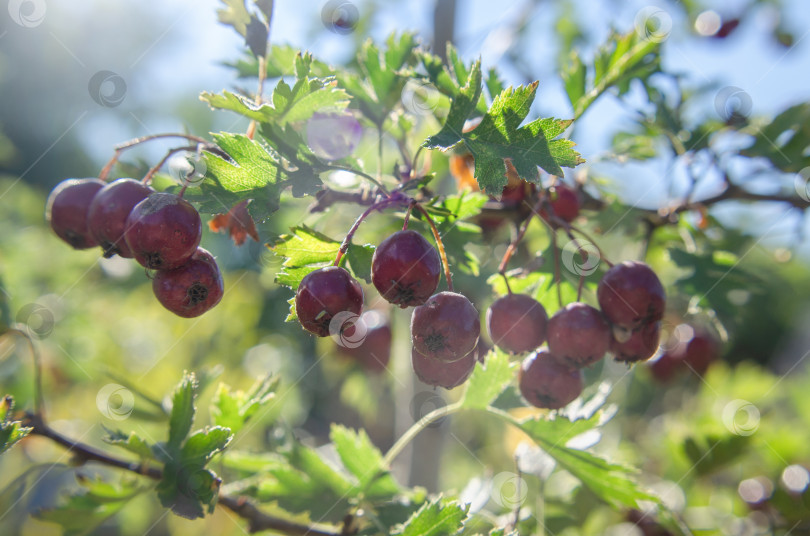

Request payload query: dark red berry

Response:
[87,178,153,258]
[648,326,719,381]
[486,294,548,354]
[371,230,441,307]
[335,310,391,373]
[412,346,476,390]
[45,178,105,249]
[295,266,363,337]
[152,248,224,318]
[123,193,202,270]
[547,303,610,368]
[545,183,580,223]
[611,321,661,363]
[411,291,480,362]
[597,261,665,329]
[519,350,583,409]
[681,330,719,376]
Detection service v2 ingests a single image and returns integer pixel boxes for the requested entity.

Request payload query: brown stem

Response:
[141,145,202,187]
[403,201,415,230]
[308,189,377,213]
[21,413,339,536]
[98,150,122,181]
[550,230,563,308]
[414,204,453,292]
[334,198,397,266]
[498,203,537,275]
[114,133,209,151]
[246,56,268,140]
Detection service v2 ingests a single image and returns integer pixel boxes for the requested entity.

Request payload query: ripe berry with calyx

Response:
[152,248,223,318]
[46,178,106,249]
[611,321,661,363]
[87,178,153,258]
[597,261,665,329]
[123,192,202,270]
[486,293,548,354]
[371,230,441,307]
[295,266,363,337]
[411,291,480,362]
[547,302,611,368]
[335,310,391,373]
[411,346,476,390]
[519,350,583,409]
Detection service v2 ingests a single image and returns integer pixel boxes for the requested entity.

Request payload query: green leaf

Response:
[252,444,355,522]
[330,425,400,498]
[168,373,198,450]
[563,30,661,119]
[442,83,582,194]
[392,498,468,536]
[345,243,375,284]
[217,0,252,37]
[424,60,483,149]
[33,474,146,536]
[460,349,516,410]
[0,277,12,331]
[188,132,283,223]
[513,413,659,509]
[741,102,810,173]
[102,429,154,460]
[668,248,762,324]
[180,426,232,463]
[270,225,369,290]
[0,396,31,455]
[210,376,278,435]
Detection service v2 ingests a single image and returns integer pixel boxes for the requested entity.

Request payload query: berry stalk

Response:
[413,203,453,292]
[333,197,398,266]
[98,133,210,181]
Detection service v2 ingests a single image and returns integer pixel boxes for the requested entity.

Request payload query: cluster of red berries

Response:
[45,178,223,317]
[296,229,481,389]
[488,261,666,409]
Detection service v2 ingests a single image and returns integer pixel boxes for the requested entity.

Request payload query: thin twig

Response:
[413,204,453,292]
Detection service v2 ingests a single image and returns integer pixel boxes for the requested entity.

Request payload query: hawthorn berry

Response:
[87,178,153,258]
[335,310,391,373]
[45,178,106,249]
[649,326,718,381]
[371,230,441,307]
[486,294,548,354]
[611,321,661,363]
[547,303,611,368]
[295,266,363,337]
[541,183,580,223]
[597,261,665,329]
[411,346,476,390]
[152,248,223,318]
[411,291,480,362]
[519,350,583,409]
[123,192,202,270]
